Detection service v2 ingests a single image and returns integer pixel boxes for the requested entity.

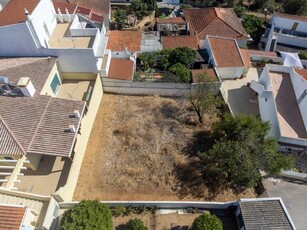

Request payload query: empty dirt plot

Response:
[73,94,256,201]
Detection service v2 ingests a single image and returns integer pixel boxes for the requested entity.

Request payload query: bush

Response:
[191,213,223,230]
[299,50,307,60]
[169,63,191,83]
[126,218,148,230]
[234,6,246,18]
[60,200,113,230]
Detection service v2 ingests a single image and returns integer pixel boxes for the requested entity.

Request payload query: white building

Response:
[250,64,307,152]
[261,13,307,52]
[204,36,250,80]
[0,0,110,73]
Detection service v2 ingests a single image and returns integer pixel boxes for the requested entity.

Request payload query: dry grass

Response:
[73,94,256,201]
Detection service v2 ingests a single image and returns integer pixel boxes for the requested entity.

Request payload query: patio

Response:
[16,156,71,196]
[48,23,95,48]
[57,80,95,101]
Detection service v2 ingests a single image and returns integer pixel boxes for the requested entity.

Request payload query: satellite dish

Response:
[0,76,9,84]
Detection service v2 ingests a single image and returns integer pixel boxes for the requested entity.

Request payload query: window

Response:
[4,156,14,161]
[50,73,61,94]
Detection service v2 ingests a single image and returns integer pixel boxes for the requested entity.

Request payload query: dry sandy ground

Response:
[73,94,256,201]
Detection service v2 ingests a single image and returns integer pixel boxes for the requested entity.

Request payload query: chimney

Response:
[24,8,31,21]
[73,110,80,118]
[68,125,76,133]
[17,77,36,97]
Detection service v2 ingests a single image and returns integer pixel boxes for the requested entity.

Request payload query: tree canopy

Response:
[130,0,148,19]
[60,200,113,230]
[126,218,148,230]
[283,0,307,16]
[187,74,222,124]
[199,114,293,190]
[169,47,196,68]
[242,14,264,44]
[114,9,127,30]
[169,63,191,83]
[191,213,223,230]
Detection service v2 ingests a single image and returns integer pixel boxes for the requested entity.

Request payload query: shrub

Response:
[234,6,246,18]
[191,213,223,230]
[60,200,112,230]
[112,206,126,217]
[169,63,191,83]
[126,218,148,230]
[299,50,307,60]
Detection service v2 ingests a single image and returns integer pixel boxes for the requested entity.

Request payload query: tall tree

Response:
[283,0,307,16]
[169,63,191,83]
[144,0,157,11]
[130,0,148,19]
[114,9,127,30]
[187,74,222,124]
[169,47,196,68]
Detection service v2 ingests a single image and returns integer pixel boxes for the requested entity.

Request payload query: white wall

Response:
[0,23,39,56]
[272,15,307,34]
[277,33,307,48]
[30,0,57,47]
[216,67,244,79]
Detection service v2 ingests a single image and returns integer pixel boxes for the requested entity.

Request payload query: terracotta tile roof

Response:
[0,57,86,157]
[90,13,104,23]
[107,30,142,52]
[191,68,217,82]
[275,12,307,22]
[53,2,78,14]
[294,68,307,80]
[156,17,186,24]
[0,0,39,27]
[208,36,244,67]
[108,59,134,80]
[240,49,251,68]
[76,6,92,16]
[0,205,26,229]
[162,35,198,50]
[57,0,110,15]
[248,49,277,57]
[184,7,248,40]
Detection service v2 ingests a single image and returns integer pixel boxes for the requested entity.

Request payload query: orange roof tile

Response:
[184,8,248,40]
[162,35,198,50]
[191,68,217,82]
[76,6,92,16]
[156,17,186,24]
[0,0,39,27]
[248,49,277,57]
[208,36,244,68]
[53,2,78,14]
[108,59,134,81]
[90,13,104,22]
[0,205,26,229]
[56,0,110,15]
[294,68,307,80]
[240,49,251,68]
[275,12,307,22]
[107,30,142,52]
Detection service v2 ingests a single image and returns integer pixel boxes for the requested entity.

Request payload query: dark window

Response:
[4,156,14,160]
[50,73,61,94]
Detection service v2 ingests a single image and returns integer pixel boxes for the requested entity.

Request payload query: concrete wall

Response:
[277,33,307,49]
[30,0,57,47]
[272,15,307,34]
[25,153,42,171]
[0,23,39,56]
[216,67,245,80]
[62,73,97,81]
[102,78,192,96]
[54,75,103,201]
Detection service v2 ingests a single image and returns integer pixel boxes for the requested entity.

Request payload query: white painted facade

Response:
[250,64,307,151]
[204,37,245,80]
[0,0,109,73]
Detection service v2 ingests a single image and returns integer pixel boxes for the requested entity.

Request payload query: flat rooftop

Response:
[57,80,95,101]
[48,23,95,48]
[269,71,307,139]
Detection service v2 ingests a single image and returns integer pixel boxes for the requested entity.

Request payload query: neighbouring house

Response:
[183,7,248,47]
[250,64,307,153]
[191,68,218,83]
[107,59,135,81]
[261,13,307,52]
[205,36,250,79]
[0,0,109,73]
[237,198,296,230]
[156,17,186,35]
[141,31,163,53]
[0,57,103,195]
[161,35,198,50]
[0,204,37,229]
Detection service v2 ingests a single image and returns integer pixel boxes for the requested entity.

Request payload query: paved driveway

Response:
[263,177,307,230]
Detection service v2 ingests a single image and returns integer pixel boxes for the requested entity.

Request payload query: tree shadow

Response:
[170,226,189,230]
[115,224,126,230]
[183,130,213,157]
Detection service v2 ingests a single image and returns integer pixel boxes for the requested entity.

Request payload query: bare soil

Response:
[73,94,256,201]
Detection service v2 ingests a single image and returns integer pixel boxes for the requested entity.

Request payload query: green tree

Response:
[169,47,196,68]
[242,14,264,44]
[157,49,172,70]
[283,0,307,16]
[60,200,113,230]
[139,52,157,71]
[130,0,148,19]
[126,218,148,230]
[144,0,157,12]
[114,9,127,30]
[200,114,293,189]
[299,50,307,59]
[169,63,191,83]
[234,6,246,18]
[191,213,223,230]
[187,74,222,124]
